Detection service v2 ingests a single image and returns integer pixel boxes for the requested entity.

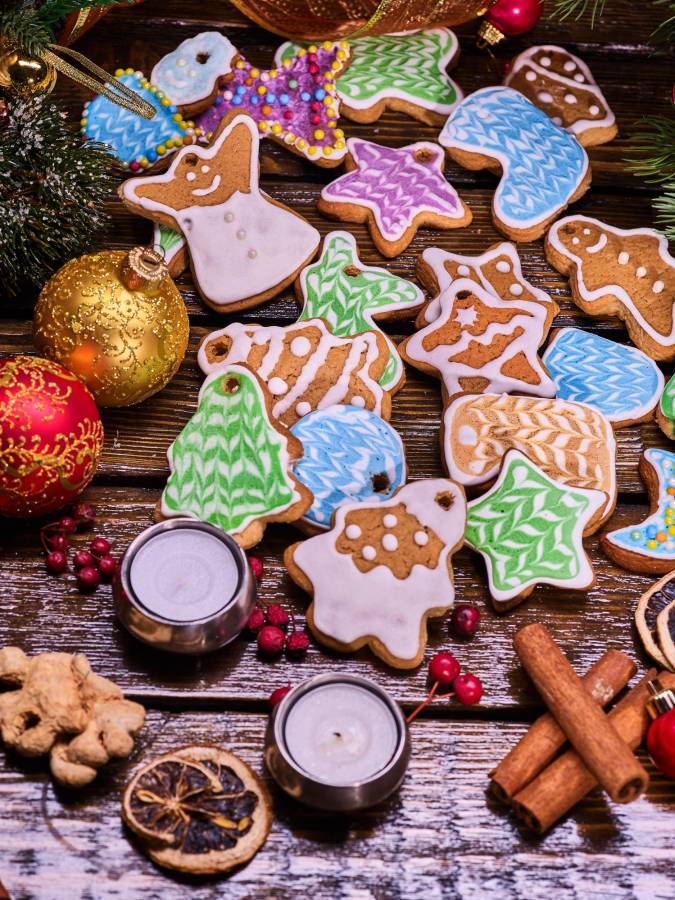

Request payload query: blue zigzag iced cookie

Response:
[543,327,664,428]
[439,86,590,241]
[290,405,406,531]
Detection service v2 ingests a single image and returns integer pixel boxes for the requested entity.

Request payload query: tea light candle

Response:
[265,674,409,811]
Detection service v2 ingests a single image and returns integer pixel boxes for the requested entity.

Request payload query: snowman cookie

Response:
[284,478,466,669]
[120,112,320,313]
[151,32,238,117]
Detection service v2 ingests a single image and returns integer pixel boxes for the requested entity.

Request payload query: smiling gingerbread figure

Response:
[120,111,320,312]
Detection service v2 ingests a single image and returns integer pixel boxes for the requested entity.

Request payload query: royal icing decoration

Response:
[290,405,406,529]
[161,365,309,545]
[443,392,616,532]
[400,278,556,399]
[276,29,463,122]
[285,478,466,667]
[296,231,423,389]
[417,242,558,327]
[121,114,319,311]
[439,87,589,237]
[546,215,675,360]
[602,449,675,572]
[194,41,351,165]
[465,449,604,608]
[198,319,391,427]
[504,45,616,146]
[542,327,664,427]
[151,32,237,108]
[659,375,675,439]
[82,70,197,171]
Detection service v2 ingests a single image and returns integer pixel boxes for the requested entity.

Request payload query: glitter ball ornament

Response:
[34,248,189,407]
[0,46,56,95]
[0,356,104,518]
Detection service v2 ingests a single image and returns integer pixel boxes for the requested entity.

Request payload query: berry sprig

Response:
[406,651,484,723]
[245,556,311,662]
[41,505,118,593]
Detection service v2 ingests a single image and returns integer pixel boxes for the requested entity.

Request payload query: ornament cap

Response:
[476,20,505,47]
[122,246,169,291]
[647,678,675,719]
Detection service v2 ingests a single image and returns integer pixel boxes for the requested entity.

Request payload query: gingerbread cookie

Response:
[439,87,590,241]
[153,223,188,277]
[151,32,238,117]
[399,278,556,401]
[657,375,675,439]
[82,69,198,172]
[160,365,312,548]
[290,405,407,532]
[417,242,559,329]
[276,29,463,125]
[296,231,424,390]
[194,41,351,167]
[635,572,675,669]
[120,112,320,313]
[198,318,392,427]
[318,138,471,258]
[504,46,617,148]
[601,448,675,574]
[466,449,605,612]
[546,215,675,361]
[443,392,616,533]
[542,328,664,428]
[284,478,466,668]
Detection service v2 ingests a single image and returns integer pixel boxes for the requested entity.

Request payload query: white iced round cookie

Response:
[151,32,236,107]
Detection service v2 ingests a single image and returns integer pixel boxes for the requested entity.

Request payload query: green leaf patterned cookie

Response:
[161,365,311,548]
[296,231,423,390]
[658,374,675,439]
[465,449,605,611]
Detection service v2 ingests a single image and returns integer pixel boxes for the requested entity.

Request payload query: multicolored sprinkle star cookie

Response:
[318,138,471,258]
[602,448,675,574]
[295,231,424,390]
[466,449,605,612]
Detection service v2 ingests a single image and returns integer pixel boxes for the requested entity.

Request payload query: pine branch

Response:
[0,7,53,57]
[651,0,675,43]
[625,116,675,185]
[654,187,675,240]
[37,0,128,30]
[549,0,606,26]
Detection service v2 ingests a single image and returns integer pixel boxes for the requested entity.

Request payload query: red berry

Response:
[257,625,286,657]
[248,556,264,580]
[266,604,290,630]
[73,549,95,569]
[453,673,483,706]
[269,684,292,709]
[45,550,68,575]
[47,533,69,553]
[286,631,310,659]
[90,537,111,556]
[451,604,481,639]
[58,516,77,535]
[245,606,266,635]
[97,555,117,580]
[77,565,100,592]
[71,502,96,529]
[428,651,460,686]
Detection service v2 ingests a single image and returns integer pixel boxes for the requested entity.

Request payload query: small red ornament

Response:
[248,555,264,580]
[286,630,310,659]
[73,549,95,569]
[266,603,290,630]
[0,356,103,518]
[97,554,117,580]
[454,673,483,706]
[478,0,543,46]
[451,604,481,639]
[269,684,292,709]
[90,536,111,556]
[428,651,460,686]
[245,606,266,636]
[77,565,100,592]
[257,625,286,657]
[646,679,675,779]
[46,549,68,575]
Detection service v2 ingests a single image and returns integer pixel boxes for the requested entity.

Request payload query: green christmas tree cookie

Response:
[161,365,312,547]
[296,231,423,390]
[465,449,605,612]
[658,374,675,439]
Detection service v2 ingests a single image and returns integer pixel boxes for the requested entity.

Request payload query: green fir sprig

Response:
[549,0,606,26]
[654,188,675,240]
[0,0,129,56]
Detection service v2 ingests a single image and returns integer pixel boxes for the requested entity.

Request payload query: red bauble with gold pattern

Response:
[478,0,543,46]
[0,356,104,518]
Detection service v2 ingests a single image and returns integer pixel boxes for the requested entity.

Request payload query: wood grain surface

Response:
[1,0,675,896]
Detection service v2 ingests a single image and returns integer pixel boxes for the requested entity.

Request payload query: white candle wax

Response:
[283,683,399,785]
[129,528,239,622]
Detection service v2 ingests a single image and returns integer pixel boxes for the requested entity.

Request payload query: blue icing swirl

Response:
[608,448,675,558]
[543,328,662,422]
[290,405,406,528]
[439,86,587,229]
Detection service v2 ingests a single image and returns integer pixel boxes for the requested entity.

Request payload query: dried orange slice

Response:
[122,745,271,874]
[657,599,675,671]
[635,572,675,668]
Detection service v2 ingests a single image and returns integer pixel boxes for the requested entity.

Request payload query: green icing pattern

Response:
[465,451,596,601]
[157,224,184,255]
[297,231,422,388]
[661,374,675,423]
[162,367,298,535]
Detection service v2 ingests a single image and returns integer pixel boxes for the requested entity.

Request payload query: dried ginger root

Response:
[0,647,145,788]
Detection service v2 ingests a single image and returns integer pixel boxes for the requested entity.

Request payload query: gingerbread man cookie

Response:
[439,87,590,241]
[399,278,556,401]
[318,138,471,258]
[284,478,466,669]
[151,32,238,117]
[546,215,675,361]
[120,112,320,313]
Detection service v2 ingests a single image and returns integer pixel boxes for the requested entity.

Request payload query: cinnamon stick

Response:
[512,669,672,833]
[513,623,649,804]
[490,648,636,803]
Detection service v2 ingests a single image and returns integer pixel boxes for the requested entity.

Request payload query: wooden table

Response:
[2,2,674,897]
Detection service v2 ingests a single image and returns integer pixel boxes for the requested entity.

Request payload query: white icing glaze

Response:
[618,251,630,264]
[509,283,524,295]
[362,545,376,560]
[496,260,511,273]
[296,401,312,417]
[589,104,600,115]
[654,281,665,294]
[382,534,398,551]
[383,513,397,527]
[268,376,288,395]
[351,396,367,408]
[457,264,471,275]
[458,425,477,446]
[538,91,553,103]
[564,93,577,104]
[414,530,429,546]
[636,266,647,278]
[291,336,312,356]
[152,32,236,107]
[525,71,536,82]
[346,524,362,539]
[586,233,607,254]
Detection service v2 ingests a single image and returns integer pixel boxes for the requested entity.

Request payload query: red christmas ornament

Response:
[646,679,675,779]
[0,356,104,517]
[478,0,543,46]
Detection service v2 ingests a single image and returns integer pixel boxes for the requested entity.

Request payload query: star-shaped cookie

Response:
[318,138,471,258]
[465,449,605,611]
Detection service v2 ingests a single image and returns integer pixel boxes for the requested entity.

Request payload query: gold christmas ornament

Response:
[33,248,190,408]
[0,44,56,95]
